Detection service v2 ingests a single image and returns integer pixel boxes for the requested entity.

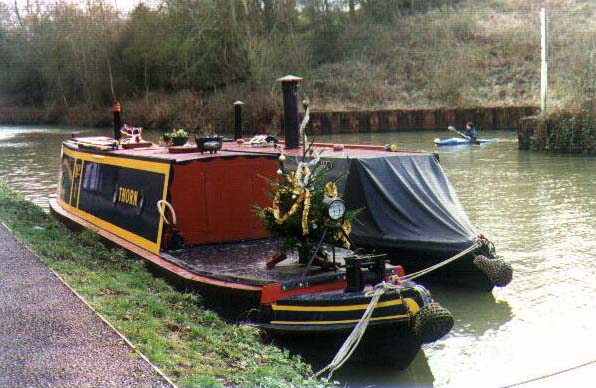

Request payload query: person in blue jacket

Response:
[465,122,477,141]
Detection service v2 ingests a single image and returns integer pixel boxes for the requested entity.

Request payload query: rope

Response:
[400,241,482,281]
[501,360,596,388]
[156,200,176,226]
[477,233,496,256]
[315,281,401,380]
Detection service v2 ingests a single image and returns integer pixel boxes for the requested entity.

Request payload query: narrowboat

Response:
[50,78,456,371]
[50,135,453,370]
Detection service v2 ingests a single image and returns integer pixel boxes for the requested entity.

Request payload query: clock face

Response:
[328,200,346,220]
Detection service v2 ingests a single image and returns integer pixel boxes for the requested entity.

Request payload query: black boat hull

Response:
[269,321,421,370]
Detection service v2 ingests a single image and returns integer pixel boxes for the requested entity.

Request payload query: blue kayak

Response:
[434,137,494,146]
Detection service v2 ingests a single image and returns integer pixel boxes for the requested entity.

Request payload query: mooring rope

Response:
[400,240,482,281]
[315,281,401,380]
[501,360,596,388]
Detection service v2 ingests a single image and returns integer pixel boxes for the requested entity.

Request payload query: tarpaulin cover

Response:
[343,154,477,258]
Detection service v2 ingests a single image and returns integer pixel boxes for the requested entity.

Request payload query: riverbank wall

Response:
[1,102,537,134]
[309,106,538,133]
[518,102,595,155]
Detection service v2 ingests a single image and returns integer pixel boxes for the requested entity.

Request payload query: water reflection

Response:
[333,352,434,388]
[272,334,434,388]
[430,287,512,338]
[0,126,100,210]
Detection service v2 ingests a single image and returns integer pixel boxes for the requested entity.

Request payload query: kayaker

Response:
[465,122,477,141]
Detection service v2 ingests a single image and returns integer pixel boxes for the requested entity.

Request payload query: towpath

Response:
[0,223,174,388]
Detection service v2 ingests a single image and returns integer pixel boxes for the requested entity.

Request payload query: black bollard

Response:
[233,100,244,140]
[277,75,303,149]
[112,102,121,141]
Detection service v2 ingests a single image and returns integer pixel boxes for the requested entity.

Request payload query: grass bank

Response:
[0,182,324,388]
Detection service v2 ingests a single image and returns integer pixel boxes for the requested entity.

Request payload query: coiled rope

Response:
[315,281,401,380]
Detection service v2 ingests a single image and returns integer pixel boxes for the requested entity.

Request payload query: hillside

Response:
[302,0,594,110]
[0,0,593,130]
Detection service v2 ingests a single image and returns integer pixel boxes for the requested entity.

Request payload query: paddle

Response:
[447,125,480,145]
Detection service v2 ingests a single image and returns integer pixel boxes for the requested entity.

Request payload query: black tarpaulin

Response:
[343,154,477,257]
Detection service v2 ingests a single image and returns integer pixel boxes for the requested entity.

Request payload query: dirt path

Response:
[0,224,174,388]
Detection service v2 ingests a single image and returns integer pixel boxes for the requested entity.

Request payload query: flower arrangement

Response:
[163,129,189,146]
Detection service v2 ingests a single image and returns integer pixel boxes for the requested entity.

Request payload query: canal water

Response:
[0,125,594,387]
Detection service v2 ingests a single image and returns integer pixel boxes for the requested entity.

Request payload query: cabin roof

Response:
[64,137,429,164]
[223,142,428,159]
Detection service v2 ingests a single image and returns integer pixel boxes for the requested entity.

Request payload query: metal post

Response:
[277,75,303,149]
[540,4,548,116]
[233,100,245,140]
[112,102,121,140]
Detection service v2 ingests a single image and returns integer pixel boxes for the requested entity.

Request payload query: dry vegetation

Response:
[0,0,593,132]
[305,0,594,111]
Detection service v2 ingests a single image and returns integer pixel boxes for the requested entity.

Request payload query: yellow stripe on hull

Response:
[404,298,420,315]
[76,160,84,208]
[58,198,164,254]
[272,297,417,312]
[63,147,171,175]
[270,313,411,326]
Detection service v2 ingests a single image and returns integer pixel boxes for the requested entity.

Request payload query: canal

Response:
[0,125,594,387]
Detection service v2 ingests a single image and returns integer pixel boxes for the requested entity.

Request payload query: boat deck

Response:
[161,239,349,287]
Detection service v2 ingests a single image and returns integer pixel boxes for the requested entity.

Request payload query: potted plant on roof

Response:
[166,128,189,146]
